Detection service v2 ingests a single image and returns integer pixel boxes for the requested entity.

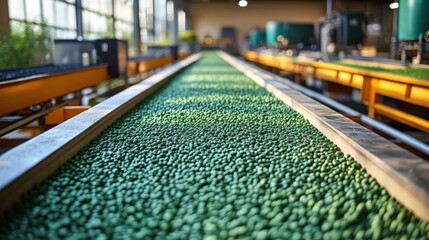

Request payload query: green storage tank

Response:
[249,29,265,49]
[266,21,284,46]
[266,21,314,47]
[398,0,429,41]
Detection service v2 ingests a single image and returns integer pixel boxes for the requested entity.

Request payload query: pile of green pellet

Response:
[1,52,428,239]
[334,61,429,80]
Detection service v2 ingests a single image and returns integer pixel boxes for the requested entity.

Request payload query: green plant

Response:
[0,21,52,68]
[179,30,196,43]
[334,61,429,80]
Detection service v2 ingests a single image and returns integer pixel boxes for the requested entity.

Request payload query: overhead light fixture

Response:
[238,0,248,7]
[389,2,399,9]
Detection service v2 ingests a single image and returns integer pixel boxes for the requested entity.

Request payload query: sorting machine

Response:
[0,52,429,238]
[0,38,177,138]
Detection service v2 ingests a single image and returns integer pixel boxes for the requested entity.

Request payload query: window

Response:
[6,0,177,61]
[8,0,77,39]
[178,9,186,35]
[9,0,26,21]
[166,0,175,43]
[139,0,154,42]
[114,0,133,38]
[26,0,42,23]
[82,10,114,38]
[82,0,114,38]
[154,0,166,42]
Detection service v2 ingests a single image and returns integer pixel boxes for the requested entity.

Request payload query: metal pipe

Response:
[390,0,398,59]
[133,0,142,54]
[327,0,332,20]
[360,115,429,156]
[75,0,83,38]
[285,81,360,117]
[281,76,429,156]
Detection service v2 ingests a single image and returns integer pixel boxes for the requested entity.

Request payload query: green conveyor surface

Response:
[334,62,429,80]
[1,52,428,239]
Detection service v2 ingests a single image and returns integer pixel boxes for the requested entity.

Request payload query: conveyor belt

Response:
[1,52,429,238]
[0,64,85,82]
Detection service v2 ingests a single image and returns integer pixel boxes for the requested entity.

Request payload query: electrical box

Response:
[53,39,96,66]
[95,39,128,78]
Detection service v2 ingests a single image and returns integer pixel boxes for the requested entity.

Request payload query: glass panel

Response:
[154,0,166,42]
[115,0,133,22]
[98,15,107,34]
[106,18,114,37]
[82,0,99,12]
[82,10,92,33]
[25,0,42,22]
[126,1,133,22]
[139,0,147,10]
[178,9,186,34]
[139,10,146,27]
[166,0,174,22]
[67,4,76,29]
[55,29,65,38]
[66,30,77,38]
[166,0,175,43]
[115,21,123,38]
[55,1,68,28]
[42,0,55,25]
[100,0,112,15]
[114,0,122,20]
[146,0,153,32]
[9,0,26,20]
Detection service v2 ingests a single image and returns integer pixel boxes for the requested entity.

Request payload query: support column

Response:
[76,0,83,38]
[390,0,398,59]
[133,0,142,54]
[0,0,10,34]
[173,4,178,44]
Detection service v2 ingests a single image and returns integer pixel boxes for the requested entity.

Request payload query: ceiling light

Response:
[238,0,248,7]
[389,2,399,9]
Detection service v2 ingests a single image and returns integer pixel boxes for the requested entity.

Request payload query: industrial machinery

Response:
[318,11,366,57]
[249,28,265,50]
[53,39,97,66]
[220,26,238,54]
[397,0,429,64]
[95,39,128,78]
[266,21,315,52]
[54,39,129,78]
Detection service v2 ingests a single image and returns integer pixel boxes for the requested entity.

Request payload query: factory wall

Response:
[190,1,325,46]
[189,0,390,48]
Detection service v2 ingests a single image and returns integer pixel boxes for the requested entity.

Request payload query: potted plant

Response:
[0,21,52,68]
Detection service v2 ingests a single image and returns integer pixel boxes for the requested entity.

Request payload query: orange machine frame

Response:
[243,51,429,133]
[0,65,109,116]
